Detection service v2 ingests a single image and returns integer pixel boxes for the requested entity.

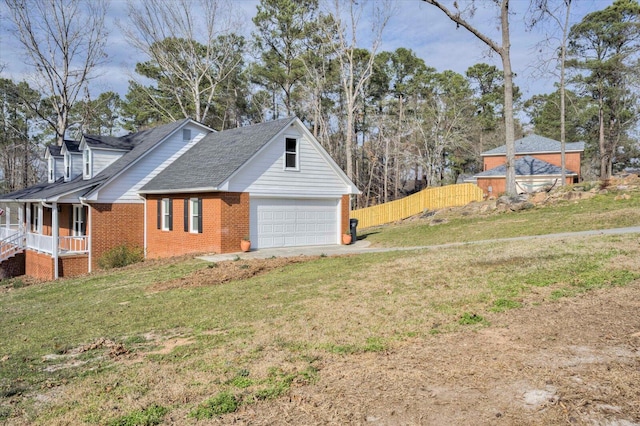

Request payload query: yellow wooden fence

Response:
[351,183,483,229]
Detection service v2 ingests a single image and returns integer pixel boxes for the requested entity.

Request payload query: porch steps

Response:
[0,232,26,263]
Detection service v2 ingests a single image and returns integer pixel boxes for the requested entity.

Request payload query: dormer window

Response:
[285,138,298,170]
[48,157,55,183]
[182,129,191,142]
[64,153,70,181]
[83,149,91,179]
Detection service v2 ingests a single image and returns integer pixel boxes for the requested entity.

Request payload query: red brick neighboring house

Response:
[471,134,585,196]
[0,117,358,280]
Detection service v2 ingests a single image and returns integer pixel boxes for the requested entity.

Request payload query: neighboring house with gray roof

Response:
[0,117,358,280]
[470,134,585,196]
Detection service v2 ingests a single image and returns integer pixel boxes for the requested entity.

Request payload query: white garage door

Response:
[250,198,340,249]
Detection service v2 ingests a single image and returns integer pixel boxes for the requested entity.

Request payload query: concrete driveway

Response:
[197,226,640,262]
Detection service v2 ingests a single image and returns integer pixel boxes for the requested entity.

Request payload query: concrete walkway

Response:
[197,226,640,262]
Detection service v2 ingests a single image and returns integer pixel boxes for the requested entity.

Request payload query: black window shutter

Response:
[184,199,189,232]
[69,206,74,232]
[157,199,161,229]
[168,198,173,231]
[197,198,203,233]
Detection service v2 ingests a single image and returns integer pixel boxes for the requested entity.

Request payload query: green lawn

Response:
[361,191,640,247]
[1,188,639,424]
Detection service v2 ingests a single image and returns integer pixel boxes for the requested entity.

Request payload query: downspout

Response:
[141,195,147,259]
[79,197,92,273]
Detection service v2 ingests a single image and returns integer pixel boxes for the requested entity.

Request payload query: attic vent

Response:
[182,129,191,141]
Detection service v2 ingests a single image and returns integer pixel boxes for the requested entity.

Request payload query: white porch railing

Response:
[26,233,54,254]
[0,227,19,240]
[58,236,89,253]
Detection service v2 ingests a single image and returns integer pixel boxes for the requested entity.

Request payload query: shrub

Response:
[98,244,144,269]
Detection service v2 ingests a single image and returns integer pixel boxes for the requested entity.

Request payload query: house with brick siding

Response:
[470,134,585,196]
[0,117,358,280]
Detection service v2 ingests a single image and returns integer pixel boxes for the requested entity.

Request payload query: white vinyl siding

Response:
[92,124,207,203]
[90,148,126,176]
[250,197,339,248]
[54,157,64,181]
[228,129,349,197]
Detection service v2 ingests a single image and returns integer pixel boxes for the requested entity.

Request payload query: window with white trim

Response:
[64,153,70,180]
[285,137,298,169]
[159,198,172,231]
[48,157,55,182]
[72,205,86,236]
[190,198,201,233]
[83,149,91,179]
[31,204,41,233]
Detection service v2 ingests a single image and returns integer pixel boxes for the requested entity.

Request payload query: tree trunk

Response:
[500,0,516,196]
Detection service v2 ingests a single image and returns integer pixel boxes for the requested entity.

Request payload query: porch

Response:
[1,202,90,279]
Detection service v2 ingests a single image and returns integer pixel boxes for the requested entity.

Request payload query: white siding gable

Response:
[227,125,351,197]
[91,123,208,203]
[70,153,83,180]
[91,148,125,177]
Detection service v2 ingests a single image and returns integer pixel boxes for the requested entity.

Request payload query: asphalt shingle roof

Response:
[83,134,137,151]
[62,139,81,153]
[140,117,296,193]
[0,119,191,201]
[46,145,62,157]
[482,134,585,156]
[475,156,578,178]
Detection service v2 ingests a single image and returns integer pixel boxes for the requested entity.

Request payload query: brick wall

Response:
[483,152,582,177]
[219,192,250,253]
[0,253,25,280]
[25,250,54,281]
[58,254,89,278]
[91,203,144,270]
[146,192,250,258]
[341,194,350,236]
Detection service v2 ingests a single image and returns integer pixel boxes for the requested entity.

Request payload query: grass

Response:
[1,188,639,424]
[361,190,640,247]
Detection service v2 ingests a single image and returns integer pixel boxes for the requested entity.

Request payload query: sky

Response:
[0,0,615,119]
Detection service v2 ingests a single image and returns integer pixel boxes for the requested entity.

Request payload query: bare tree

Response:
[6,0,109,146]
[324,0,393,189]
[123,0,244,126]
[422,0,518,195]
[528,0,573,184]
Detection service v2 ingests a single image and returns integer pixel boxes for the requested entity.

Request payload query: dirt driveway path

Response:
[224,280,640,425]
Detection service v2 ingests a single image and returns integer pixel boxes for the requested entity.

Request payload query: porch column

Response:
[26,203,31,233]
[52,202,59,279]
[18,205,24,234]
[4,205,8,229]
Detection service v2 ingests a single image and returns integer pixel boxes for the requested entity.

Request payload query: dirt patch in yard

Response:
[146,256,319,292]
[223,280,640,425]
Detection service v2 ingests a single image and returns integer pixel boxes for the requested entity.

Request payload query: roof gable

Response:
[482,134,585,156]
[0,118,201,202]
[140,117,297,193]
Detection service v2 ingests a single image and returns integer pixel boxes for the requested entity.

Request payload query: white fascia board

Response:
[138,186,220,195]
